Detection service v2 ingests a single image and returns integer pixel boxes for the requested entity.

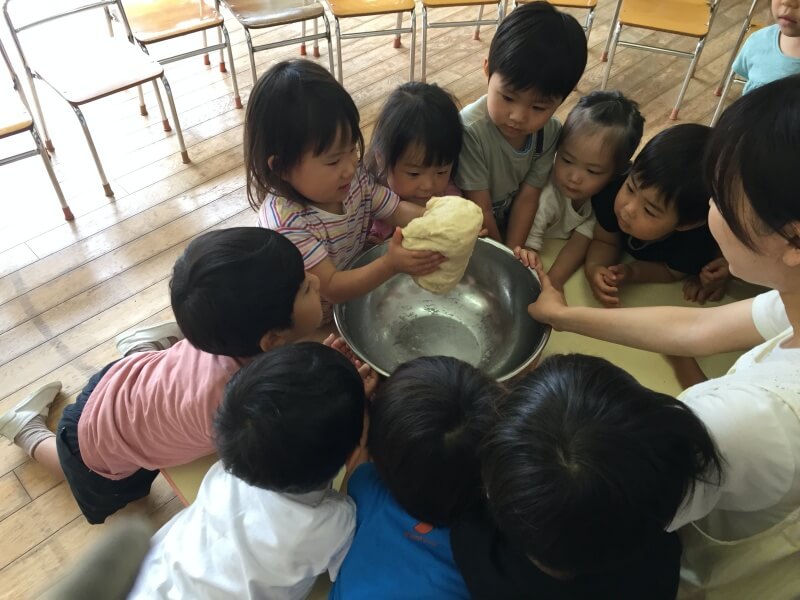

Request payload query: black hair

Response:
[365,82,463,183]
[170,227,305,357]
[487,2,587,99]
[705,74,800,250]
[244,59,364,209]
[560,90,644,173]
[215,342,365,492]
[368,356,500,526]
[482,354,723,574]
[631,123,711,225]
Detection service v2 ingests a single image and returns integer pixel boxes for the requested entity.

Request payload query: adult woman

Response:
[528,75,800,598]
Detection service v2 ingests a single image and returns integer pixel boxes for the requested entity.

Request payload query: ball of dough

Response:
[401,196,484,294]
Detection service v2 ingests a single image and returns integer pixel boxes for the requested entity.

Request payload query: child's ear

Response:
[267,155,280,173]
[781,223,800,268]
[483,58,490,80]
[259,330,287,352]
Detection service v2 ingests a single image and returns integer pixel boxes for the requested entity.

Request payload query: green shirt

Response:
[455,95,560,219]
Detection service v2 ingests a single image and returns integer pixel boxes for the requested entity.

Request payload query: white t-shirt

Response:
[129,462,356,600]
[669,291,800,540]
[524,179,595,251]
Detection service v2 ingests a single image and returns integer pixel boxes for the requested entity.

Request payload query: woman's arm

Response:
[528,267,763,357]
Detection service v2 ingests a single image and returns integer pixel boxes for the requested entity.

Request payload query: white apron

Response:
[678,387,800,599]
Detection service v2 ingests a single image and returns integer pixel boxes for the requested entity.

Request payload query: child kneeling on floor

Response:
[331,356,500,600]
[129,342,367,599]
[0,227,329,524]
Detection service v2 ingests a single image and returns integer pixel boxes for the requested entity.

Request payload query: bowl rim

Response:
[332,237,551,382]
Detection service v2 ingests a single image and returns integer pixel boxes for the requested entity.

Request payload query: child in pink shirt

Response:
[0,227,331,523]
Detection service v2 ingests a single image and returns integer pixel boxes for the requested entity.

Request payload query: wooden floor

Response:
[0,0,769,597]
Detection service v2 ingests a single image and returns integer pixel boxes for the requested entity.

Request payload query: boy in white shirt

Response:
[128,342,367,600]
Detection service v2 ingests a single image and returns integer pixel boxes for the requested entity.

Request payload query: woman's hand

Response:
[385,228,446,276]
[527,265,570,328]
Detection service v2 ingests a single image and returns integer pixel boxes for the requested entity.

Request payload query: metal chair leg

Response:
[409,9,416,81]
[474,6,484,40]
[137,85,148,116]
[160,75,190,164]
[152,80,171,132]
[710,68,735,126]
[715,0,758,95]
[600,22,621,89]
[394,13,402,48]
[421,6,428,82]
[25,72,54,152]
[217,27,226,72]
[243,27,258,85]
[32,127,73,221]
[72,105,113,196]
[202,30,210,65]
[335,18,344,84]
[104,6,114,37]
[585,7,595,37]
[323,12,335,75]
[220,23,242,108]
[601,0,622,61]
[313,18,320,57]
[670,37,704,120]
[301,21,307,55]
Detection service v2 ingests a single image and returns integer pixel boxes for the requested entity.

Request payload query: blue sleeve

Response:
[732,43,749,80]
[347,463,381,516]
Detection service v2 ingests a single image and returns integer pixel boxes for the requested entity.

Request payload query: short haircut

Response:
[365,82,463,182]
[170,227,305,357]
[705,74,800,250]
[215,342,365,493]
[244,59,364,209]
[487,2,587,100]
[560,90,645,174]
[482,354,723,574]
[632,123,712,225]
[368,356,500,526]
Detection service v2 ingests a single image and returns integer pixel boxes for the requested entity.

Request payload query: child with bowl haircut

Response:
[129,343,366,599]
[0,228,335,524]
[451,354,720,599]
[331,356,501,599]
[585,123,726,307]
[456,2,588,249]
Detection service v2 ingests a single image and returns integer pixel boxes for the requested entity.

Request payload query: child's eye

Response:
[501,94,514,102]
[644,207,657,217]
[588,170,602,175]
[562,156,572,164]
[406,172,420,177]
[436,170,450,176]
[625,182,634,193]
[326,159,340,166]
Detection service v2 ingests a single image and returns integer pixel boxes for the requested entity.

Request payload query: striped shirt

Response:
[258,165,400,271]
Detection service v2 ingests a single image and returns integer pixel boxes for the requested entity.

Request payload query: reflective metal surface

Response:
[334,238,550,381]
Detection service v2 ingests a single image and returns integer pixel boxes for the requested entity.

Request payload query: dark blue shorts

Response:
[56,362,159,525]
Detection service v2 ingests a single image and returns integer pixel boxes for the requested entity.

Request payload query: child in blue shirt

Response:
[732,0,800,93]
[330,356,500,600]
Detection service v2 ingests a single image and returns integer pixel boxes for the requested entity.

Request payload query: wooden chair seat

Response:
[224,0,324,28]
[620,0,711,38]
[124,0,224,43]
[0,88,32,139]
[517,0,597,7]
[328,0,415,18]
[29,38,164,105]
[423,0,500,8]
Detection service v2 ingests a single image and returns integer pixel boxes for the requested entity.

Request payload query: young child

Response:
[246,60,445,313]
[365,81,464,241]
[331,356,500,599]
[451,353,721,599]
[456,2,588,249]
[585,123,725,307]
[514,90,644,289]
[732,0,800,94]
[0,228,326,524]
[129,342,366,599]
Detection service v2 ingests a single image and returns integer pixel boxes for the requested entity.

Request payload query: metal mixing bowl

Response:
[333,238,550,381]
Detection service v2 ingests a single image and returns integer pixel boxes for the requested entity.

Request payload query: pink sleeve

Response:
[368,179,401,221]
[445,181,464,197]
[279,227,328,270]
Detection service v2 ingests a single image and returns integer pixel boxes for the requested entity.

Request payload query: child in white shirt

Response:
[515,91,644,289]
[128,343,367,600]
